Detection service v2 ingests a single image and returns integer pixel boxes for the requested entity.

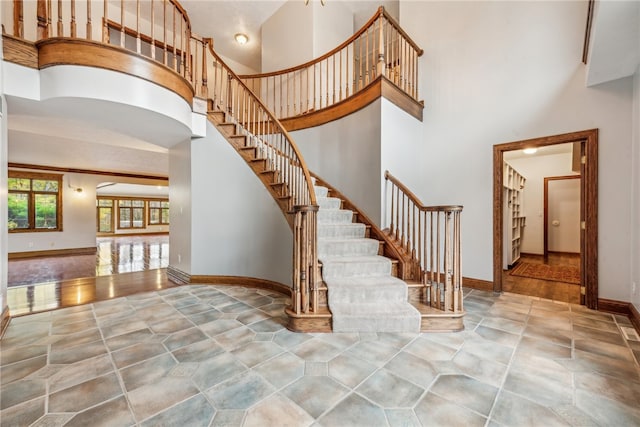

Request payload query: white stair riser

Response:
[318,239,379,258]
[318,209,353,224]
[314,186,329,197]
[318,224,366,239]
[317,197,342,210]
[322,260,391,279]
[332,316,420,333]
[328,286,407,304]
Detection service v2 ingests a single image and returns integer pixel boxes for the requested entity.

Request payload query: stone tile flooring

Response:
[1,285,639,426]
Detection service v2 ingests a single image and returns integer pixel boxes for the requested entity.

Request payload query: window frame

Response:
[117,198,146,230]
[148,199,170,225]
[8,170,63,233]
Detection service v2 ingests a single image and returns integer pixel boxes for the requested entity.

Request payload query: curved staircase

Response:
[315,182,421,332]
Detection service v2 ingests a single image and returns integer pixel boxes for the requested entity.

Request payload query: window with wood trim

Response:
[8,171,62,232]
[148,200,169,225]
[97,198,114,233]
[118,199,145,229]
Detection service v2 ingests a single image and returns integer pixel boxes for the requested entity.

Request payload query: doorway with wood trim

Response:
[493,129,598,309]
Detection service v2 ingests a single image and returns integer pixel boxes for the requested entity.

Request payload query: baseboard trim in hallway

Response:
[0,305,10,339]
[8,246,97,260]
[462,277,494,292]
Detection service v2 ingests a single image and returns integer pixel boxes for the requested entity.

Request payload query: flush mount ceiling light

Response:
[234,33,248,45]
[523,148,538,155]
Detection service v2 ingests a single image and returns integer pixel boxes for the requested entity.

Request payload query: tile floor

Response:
[1,285,640,427]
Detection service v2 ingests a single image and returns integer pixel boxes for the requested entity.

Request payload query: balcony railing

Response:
[239,6,423,121]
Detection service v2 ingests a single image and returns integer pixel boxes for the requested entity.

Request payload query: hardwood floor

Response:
[6,235,176,316]
[502,253,581,304]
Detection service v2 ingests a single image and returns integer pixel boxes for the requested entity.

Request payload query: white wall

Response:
[401,1,634,301]
[262,2,314,72]
[506,153,579,255]
[189,122,292,286]
[294,99,382,225]
[312,1,354,58]
[169,140,192,275]
[632,66,640,308]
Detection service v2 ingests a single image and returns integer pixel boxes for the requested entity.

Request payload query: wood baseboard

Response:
[166,265,190,285]
[462,277,494,292]
[189,275,291,297]
[8,247,97,260]
[597,298,632,315]
[1,305,11,339]
[630,303,640,334]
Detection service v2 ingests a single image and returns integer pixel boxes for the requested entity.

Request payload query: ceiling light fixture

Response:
[234,33,248,45]
[304,0,326,5]
[523,148,538,155]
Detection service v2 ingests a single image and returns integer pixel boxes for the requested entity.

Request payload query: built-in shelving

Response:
[503,162,526,269]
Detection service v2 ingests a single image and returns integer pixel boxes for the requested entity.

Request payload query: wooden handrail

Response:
[203,42,317,207]
[384,170,463,313]
[238,6,423,120]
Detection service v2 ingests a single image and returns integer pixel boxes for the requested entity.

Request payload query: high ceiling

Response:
[180,0,398,72]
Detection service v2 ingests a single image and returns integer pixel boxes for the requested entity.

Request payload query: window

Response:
[148,200,169,225]
[97,198,114,233]
[8,171,62,232]
[118,199,145,229]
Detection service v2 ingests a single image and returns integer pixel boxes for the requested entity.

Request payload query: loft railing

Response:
[6,0,208,91]
[3,0,320,318]
[203,45,319,315]
[384,171,464,313]
[239,6,423,121]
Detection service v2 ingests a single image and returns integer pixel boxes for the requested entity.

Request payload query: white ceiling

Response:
[97,183,169,198]
[181,0,399,72]
[503,142,573,161]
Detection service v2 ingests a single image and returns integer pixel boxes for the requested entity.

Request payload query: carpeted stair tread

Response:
[321,256,391,279]
[325,276,408,303]
[314,186,329,197]
[318,223,366,239]
[318,238,379,257]
[317,196,342,210]
[318,209,353,223]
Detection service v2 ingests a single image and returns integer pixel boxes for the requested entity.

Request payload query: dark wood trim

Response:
[462,277,494,292]
[543,175,581,257]
[630,303,640,335]
[582,0,595,64]
[493,129,598,309]
[281,76,423,132]
[96,231,169,237]
[9,246,97,259]
[9,163,168,181]
[36,38,194,104]
[189,275,291,297]
[0,305,11,339]
[597,298,631,316]
[2,34,38,68]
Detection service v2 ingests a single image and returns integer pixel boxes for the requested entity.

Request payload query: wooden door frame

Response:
[493,129,598,309]
[544,175,581,257]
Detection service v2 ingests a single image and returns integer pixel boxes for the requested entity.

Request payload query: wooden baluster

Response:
[395,186,400,241]
[346,46,350,97]
[69,0,77,37]
[377,16,385,77]
[411,203,416,260]
[173,7,177,71]
[389,180,395,237]
[444,212,452,311]
[135,0,141,54]
[163,0,167,65]
[430,212,436,306]
[101,0,107,42]
[332,55,336,104]
[46,0,52,37]
[150,0,155,60]
[119,0,124,47]
[37,0,48,40]
[14,0,24,38]
[57,0,62,36]
[85,0,91,39]
[339,50,343,101]
[201,39,208,98]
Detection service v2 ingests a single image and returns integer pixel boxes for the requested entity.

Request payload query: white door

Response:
[547,178,580,253]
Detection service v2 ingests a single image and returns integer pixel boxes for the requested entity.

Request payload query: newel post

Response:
[376,11,386,76]
[292,204,319,315]
[14,0,24,38]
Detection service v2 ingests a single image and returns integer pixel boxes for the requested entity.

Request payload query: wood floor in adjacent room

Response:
[502,253,581,304]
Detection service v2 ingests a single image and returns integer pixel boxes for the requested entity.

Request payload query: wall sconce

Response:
[68,183,84,195]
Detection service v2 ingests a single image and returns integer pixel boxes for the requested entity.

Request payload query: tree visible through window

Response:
[8,172,62,232]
